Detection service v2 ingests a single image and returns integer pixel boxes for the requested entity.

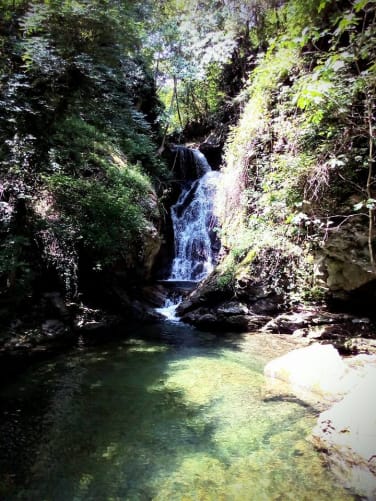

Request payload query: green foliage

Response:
[217,0,376,305]
[47,164,151,265]
[147,0,276,134]
[0,0,166,303]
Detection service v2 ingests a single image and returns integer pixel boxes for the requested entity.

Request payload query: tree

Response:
[0,0,165,307]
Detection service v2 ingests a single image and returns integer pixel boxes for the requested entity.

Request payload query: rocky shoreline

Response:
[264,342,376,499]
[175,270,376,357]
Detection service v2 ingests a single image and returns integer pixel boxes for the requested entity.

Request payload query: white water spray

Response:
[158,148,220,321]
[169,150,220,281]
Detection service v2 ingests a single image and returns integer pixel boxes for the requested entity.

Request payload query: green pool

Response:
[0,322,354,500]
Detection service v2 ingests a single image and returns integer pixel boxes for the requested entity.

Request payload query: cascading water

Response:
[169,149,220,282]
[157,148,220,320]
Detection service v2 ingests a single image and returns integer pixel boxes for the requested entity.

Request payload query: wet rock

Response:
[186,312,219,329]
[198,141,222,170]
[181,303,271,331]
[73,306,122,334]
[42,319,68,338]
[130,299,164,322]
[312,364,376,499]
[262,310,371,335]
[217,302,249,315]
[177,272,233,315]
[176,268,279,331]
[139,285,169,308]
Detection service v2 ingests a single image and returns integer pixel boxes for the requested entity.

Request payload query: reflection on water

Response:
[0,323,354,500]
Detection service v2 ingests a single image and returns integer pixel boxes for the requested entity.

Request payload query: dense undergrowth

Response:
[215,0,376,306]
[0,0,166,317]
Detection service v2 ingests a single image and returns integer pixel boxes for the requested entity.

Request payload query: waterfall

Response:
[168,149,220,282]
[156,147,220,321]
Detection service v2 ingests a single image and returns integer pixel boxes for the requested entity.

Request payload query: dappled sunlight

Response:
[0,328,354,500]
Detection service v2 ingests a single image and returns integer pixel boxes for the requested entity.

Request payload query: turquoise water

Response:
[0,323,354,500]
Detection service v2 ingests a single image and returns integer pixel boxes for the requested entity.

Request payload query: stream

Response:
[0,324,354,500]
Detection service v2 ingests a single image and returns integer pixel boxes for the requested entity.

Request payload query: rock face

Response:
[315,220,376,314]
[318,220,375,292]
[264,343,376,499]
[140,190,162,279]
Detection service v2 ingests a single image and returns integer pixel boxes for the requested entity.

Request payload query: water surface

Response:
[0,323,354,500]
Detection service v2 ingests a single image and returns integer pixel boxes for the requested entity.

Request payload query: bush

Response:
[46,163,152,266]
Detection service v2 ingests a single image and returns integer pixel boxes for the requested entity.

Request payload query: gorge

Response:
[1,0,376,499]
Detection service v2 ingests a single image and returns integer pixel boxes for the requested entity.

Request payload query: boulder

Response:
[264,343,349,403]
[263,310,372,338]
[265,342,376,497]
[180,304,271,332]
[139,285,169,308]
[217,301,249,315]
[176,271,233,315]
[176,268,280,331]
[262,311,319,333]
[312,365,376,499]
[248,296,281,315]
[42,319,68,338]
[180,308,241,330]
[345,337,376,355]
[288,316,374,354]
[73,305,123,334]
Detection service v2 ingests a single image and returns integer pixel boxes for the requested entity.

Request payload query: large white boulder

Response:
[312,366,376,499]
[264,343,348,402]
[265,343,376,498]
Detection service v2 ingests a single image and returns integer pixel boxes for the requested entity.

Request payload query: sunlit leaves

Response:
[354,199,376,211]
[354,0,376,12]
[296,79,333,109]
[0,0,165,299]
[334,12,359,36]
